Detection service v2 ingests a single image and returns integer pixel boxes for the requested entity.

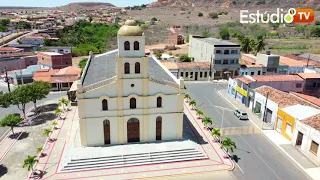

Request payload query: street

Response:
[185,82,310,180]
[0,80,66,120]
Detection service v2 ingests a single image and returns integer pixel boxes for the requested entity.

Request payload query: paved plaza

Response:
[26,102,233,180]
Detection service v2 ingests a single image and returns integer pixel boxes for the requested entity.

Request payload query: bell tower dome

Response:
[117,19,145,58]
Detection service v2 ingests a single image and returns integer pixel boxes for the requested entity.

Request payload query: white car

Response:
[234,109,248,120]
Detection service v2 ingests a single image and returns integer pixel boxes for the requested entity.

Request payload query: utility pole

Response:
[262,91,269,129]
[5,67,11,92]
[209,55,213,80]
[307,54,310,68]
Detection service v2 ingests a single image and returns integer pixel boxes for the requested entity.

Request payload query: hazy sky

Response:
[0,0,155,7]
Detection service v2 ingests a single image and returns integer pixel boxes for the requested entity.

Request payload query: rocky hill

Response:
[147,0,320,9]
[61,2,116,9]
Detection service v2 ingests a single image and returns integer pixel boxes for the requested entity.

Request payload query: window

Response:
[124,62,130,74]
[235,59,239,64]
[317,83,320,87]
[216,50,221,54]
[134,41,139,50]
[62,83,69,87]
[215,60,221,64]
[157,97,162,108]
[135,62,140,74]
[200,72,203,78]
[296,83,302,88]
[190,72,193,76]
[313,83,317,88]
[180,72,184,77]
[251,72,254,75]
[310,141,319,155]
[52,83,57,88]
[258,71,261,75]
[224,50,229,54]
[214,71,221,77]
[230,60,234,64]
[223,60,228,64]
[245,72,248,75]
[231,50,237,54]
[124,41,130,50]
[102,99,108,110]
[276,117,282,132]
[204,72,208,78]
[186,72,188,77]
[285,123,292,137]
[130,98,136,109]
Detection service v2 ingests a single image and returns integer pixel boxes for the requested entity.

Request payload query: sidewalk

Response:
[218,89,320,180]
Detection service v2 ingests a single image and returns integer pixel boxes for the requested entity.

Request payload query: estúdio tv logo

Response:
[240,8,314,24]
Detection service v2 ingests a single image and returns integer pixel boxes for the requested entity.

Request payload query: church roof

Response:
[118,19,143,36]
[82,50,176,87]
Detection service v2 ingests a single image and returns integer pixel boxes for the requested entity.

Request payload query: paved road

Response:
[185,82,310,180]
[0,80,66,120]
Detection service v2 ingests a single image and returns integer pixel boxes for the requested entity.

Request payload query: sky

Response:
[0,0,155,7]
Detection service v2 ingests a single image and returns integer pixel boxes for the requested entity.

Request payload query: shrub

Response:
[208,12,218,19]
[140,24,148,29]
[219,28,230,40]
[152,49,165,54]
[224,12,228,15]
[164,45,178,51]
[180,55,192,62]
[151,17,157,21]
[316,21,320,25]
[198,12,203,17]
[218,12,224,15]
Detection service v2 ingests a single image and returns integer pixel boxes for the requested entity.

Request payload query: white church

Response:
[76,19,185,146]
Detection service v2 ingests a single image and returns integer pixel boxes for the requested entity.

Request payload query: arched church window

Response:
[124,41,130,50]
[124,62,130,74]
[102,99,108,110]
[130,98,136,109]
[134,41,139,50]
[135,62,140,74]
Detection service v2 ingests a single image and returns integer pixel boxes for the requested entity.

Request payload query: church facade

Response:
[76,19,185,146]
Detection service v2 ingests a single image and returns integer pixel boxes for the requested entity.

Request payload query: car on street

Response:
[234,109,248,120]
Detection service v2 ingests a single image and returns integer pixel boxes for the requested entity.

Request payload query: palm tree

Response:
[43,128,52,141]
[52,121,58,130]
[221,137,236,153]
[196,109,204,119]
[189,100,196,110]
[202,117,212,130]
[58,98,69,111]
[36,146,46,158]
[211,128,221,141]
[54,108,63,118]
[22,155,38,175]
[254,35,266,55]
[184,94,191,103]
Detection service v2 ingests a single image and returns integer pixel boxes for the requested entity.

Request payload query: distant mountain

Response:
[0,6,44,9]
[61,2,116,10]
[147,0,320,9]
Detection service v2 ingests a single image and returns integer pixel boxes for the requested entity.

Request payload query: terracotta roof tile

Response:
[297,73,320,79]
[0,47,23,52]
[251,75,303,82]
[235,76,253,84]
[301,114,320,131]
[33,67,81,83]
[176,62,211,69]
[160,60,178,69]
[254,86,317,109]
[291,92,320,107]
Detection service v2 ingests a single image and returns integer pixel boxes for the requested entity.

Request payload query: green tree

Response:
[186,35,190,43]
[88,16,93,23]
[0,91,12,108]
[211,128,221,140]
[18,21,31,30]
[54,108,63,118]
[254,35,266,54]
[219,28,230,40]
[184,94,191,102]
[140,24,148,29]
[237,35,254,53]
[311,26,320,37]
[189,100,196,110]
[221,137,236,153]
[36,146,43,153]
[208,12,218,19]
[196,109,204,119]
[43,128,52,140]
[52,121,58,129]
[180,55,192,62]
[22,155,38,174]
[0,19,10,26]
[155,53,162,59]
[151,17,157,21]
[79,58,88,71]
[29,81,51,110]
[58,98,69,111]
[269,21,280,30]
[11,85,33,120]
[202,117,212,129]
[0,114,21,134]
[201,30,212,38]
[198,12,203,17]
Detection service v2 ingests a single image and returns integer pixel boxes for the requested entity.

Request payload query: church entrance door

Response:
[103,120,110,144]
[127,118,140,143]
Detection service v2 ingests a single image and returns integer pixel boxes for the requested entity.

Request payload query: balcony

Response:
[214,53,240,60]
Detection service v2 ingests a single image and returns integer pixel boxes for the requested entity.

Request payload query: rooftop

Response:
[297,73,320,79]
[82,50,177,87]
[254,86,316,109]
[282,104,320,120]
[33,66,81,83]
[251,75,303,82]
[160,60,178,69]
[235,76,254,84]
[38,52,63,56]
[301,114,320,131]
[291,92,320,108]
[0,47,23,52]
[197,38,240,47]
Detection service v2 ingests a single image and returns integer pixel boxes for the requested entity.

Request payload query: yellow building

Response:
[276,104,320,141]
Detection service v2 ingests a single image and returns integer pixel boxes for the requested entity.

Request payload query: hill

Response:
[147,0,320,10]
[61,2,116,10]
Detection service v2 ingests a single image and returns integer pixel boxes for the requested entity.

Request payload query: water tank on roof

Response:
[266,50,271,55]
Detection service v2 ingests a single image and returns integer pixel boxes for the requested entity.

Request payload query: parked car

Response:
[234,109,248,120]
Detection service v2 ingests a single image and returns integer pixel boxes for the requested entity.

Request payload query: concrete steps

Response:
[61,148,207,172]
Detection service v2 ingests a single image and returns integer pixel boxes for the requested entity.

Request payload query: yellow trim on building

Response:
[276,109,296,141]
[236,86,248,97]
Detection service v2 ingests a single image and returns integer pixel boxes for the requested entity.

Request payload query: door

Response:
[266,109,272,123]
[156,117,162,140]
[296,131,303,147]
[103,120,110,144]
[195,72,198,81]
[127,118,140,143]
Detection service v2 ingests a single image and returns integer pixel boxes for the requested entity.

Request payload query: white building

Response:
[21,36,45,45]
[188,36,241,80]
[77,19,185,147]
[43,46,72,54]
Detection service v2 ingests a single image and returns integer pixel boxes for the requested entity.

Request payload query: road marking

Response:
[235,162,244,173]
[203,96,232,126]
[222,126,260,136]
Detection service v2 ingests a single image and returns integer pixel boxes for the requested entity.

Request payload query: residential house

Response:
[160,61,212,81]
[37,52,72,69]
[276,104,320,141]
[188,36,240,80]
[7,44,39,52]
[33,66,81,91]
[43,46,72,54]
[168,33,185,46]
[7,65,42,85]
[255,52,280,75]
[297,73,320,97]
[0,52,37,73]
[0,47,24,55]
[21,36,45,45]
[279,56,320,74]
[240,54,264,76]
[292,114,320,165]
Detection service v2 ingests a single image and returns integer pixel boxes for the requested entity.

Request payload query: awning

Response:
[223,71,231,74]
[69,81,78,92]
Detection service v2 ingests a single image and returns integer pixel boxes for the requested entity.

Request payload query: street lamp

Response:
[210,105,233,140]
